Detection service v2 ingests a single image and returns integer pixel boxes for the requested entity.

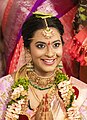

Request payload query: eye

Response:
[36,43,45,49]
[53,42,61,48]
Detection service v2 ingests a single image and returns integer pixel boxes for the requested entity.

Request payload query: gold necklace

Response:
[29,83,57,120]
[29,84,40,103]
[26,70,57,90]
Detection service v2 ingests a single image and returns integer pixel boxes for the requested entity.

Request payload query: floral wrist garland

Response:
[5,71,81,120]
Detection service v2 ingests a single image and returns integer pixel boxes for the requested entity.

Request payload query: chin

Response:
[42,66,56,73]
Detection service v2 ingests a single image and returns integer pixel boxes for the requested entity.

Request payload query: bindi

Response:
[47,41,51,46]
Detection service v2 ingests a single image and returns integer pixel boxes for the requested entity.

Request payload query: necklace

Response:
[29,84,57,120]
[26,70,57,90]
[5,67,81,120]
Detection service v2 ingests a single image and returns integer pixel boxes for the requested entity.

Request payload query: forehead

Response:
[32,27,61,43]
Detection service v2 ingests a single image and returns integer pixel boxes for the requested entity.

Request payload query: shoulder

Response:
[70,76,87,89]
[70,77,87,119]
[70,76,87,97]
[0,74,14,96]
[70,76,87,106]
[0,74,15,100]
[0,74,14,88]
[0,74,14,118]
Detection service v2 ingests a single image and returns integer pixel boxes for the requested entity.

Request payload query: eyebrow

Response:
[35,41,46,45]
[52,40,61,43]
[35,40,61,44]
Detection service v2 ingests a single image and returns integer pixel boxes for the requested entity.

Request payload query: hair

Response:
[22,14,64,49]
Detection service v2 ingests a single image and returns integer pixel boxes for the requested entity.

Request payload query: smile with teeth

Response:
[42,59,55,65]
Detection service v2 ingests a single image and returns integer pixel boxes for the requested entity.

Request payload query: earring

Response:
[26,60,34,72]
[58,61,63,70]
[25,49,34,71]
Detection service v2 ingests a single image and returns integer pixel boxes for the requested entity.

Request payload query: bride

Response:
[0,12,87,120]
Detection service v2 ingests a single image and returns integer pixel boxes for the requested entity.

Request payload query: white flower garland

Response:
[5,72,81,120]
[58,80,81,120]
[5,84,28,120]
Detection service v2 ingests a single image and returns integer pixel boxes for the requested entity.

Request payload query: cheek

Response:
[30,44,46,57]
[30,50,45,59]
[30,46,40,58]
[56,47,63,57]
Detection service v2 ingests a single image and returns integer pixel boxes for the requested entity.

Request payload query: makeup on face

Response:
[47,41,50,46]
[29,28,63,76]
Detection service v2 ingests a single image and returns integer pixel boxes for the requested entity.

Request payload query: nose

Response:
[45,46,55,57]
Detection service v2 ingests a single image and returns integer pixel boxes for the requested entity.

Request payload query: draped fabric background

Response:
[0,0,77,76]
[0,0,9,24]
[60,7,77,77]
[0,0,9,77]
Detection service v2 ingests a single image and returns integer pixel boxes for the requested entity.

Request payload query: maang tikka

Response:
[33,11,54,39]
[42,18,54,39]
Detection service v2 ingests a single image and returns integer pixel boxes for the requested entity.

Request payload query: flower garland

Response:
[55,71,81,119]
[5,78,30,120]
[5,71,81,120]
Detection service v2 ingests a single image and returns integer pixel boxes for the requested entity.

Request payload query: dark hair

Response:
[22,14,64,49]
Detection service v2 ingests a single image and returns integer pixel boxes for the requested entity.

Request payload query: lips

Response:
[41,59,56,65]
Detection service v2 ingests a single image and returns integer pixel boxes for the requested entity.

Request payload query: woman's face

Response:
[29,27,63,76]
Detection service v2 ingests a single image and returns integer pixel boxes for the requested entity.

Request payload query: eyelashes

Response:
[53,42,61,48]
[36,43,45,49]
[36,42,61,49]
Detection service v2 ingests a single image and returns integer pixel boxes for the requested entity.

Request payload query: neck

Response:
[34,69,56,78]
[26,69,57,90]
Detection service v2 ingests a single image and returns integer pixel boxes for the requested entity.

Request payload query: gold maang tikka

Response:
[33,11,54,39]
[42,18,54,39]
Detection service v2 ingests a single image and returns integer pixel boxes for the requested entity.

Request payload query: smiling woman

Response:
[29,28,62,76]
[0,12,87,120]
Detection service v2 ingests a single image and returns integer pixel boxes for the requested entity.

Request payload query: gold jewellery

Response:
[33,11,54,39]
[29,81,58,120]
[42,18,54,39]
[26,70,56,90]
[5,63,81,120]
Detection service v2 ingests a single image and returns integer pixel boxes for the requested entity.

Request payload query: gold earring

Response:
[26,60,34,72]
[58,61,63,69]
